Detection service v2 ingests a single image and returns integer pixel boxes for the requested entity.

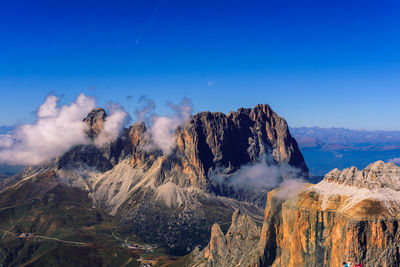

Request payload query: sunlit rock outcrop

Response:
[185,161,400,266]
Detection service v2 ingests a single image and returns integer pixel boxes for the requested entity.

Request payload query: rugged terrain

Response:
[185,161,400,267]
[0,103,307,264]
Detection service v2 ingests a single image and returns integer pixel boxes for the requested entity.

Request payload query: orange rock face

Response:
[188,162,400,267]
[258,188,400,267]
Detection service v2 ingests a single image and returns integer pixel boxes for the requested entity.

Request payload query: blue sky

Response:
[1,0,400,130]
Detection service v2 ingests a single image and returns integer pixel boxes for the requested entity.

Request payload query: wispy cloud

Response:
[137,97,193,155]
[275,179,307,200]
[95,103,128,147]
[135,95,156,123]
[211,155,306,196]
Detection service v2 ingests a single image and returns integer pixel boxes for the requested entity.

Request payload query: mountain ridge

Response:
[0,103,308,259]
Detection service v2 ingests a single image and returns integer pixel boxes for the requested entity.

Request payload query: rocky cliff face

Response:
[122,104,307,192]
[187,161,400,266]
[175,104,308,190]
[83,107,106,138]
[188,209,262,267]
[257,161,400,267]
[1,103,307,255]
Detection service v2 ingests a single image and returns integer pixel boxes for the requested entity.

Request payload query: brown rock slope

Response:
[186,161,400,266]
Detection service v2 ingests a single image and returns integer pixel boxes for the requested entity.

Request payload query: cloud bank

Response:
[212,156,307,198]
[0,94,126,166]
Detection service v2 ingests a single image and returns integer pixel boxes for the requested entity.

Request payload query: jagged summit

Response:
[307,160,400,220]
[180,103,308,177]
[323,160,400,190]
[83,107,107,138]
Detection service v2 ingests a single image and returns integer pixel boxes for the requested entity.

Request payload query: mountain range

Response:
[1,104,399,266]
[0,104,308,266]
[290,127,400,176]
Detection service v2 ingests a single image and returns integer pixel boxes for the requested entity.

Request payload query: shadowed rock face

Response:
[175,104,308,189]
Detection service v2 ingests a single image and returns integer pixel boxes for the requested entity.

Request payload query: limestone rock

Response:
[256,161,400,267]
[187,161,400,267]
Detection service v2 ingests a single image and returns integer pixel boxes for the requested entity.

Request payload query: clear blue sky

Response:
[1,0,400,130]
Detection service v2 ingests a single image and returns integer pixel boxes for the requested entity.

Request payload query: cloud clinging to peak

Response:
[0,94,127,166]
[95,103,128,147]
[138,97,193,155]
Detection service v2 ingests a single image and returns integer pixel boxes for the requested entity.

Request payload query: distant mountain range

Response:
[290,127,400,176]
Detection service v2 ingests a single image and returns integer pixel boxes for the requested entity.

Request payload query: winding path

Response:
[33,235,85,245]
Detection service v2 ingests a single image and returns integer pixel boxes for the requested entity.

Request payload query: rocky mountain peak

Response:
[323,160,400,190]
[83,108,107,138]
[176,103,307,184]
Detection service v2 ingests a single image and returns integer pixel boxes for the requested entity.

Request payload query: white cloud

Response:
[135,95,156,122]
[0,94,127,166]
[224,159,282,192]
[275,179,307,200]
[211,156,306,196]
[144,98,193,155]
[389,158,400,165]
[0,135,13,149]
[95,103,127,146]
